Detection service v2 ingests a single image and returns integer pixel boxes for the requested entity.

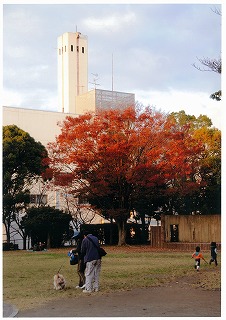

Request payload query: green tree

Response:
[21,206,72,248]
[3,125,48,249]
[169,110,212,129]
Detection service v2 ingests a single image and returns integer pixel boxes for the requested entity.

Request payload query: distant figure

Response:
[192,246,208,271]
[81,231,101,293]
[209,242,218,266]
[39,242,46,251]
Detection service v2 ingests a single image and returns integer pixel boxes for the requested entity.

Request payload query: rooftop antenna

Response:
[89,73,100,89]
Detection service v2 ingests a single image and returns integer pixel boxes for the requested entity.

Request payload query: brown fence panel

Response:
[149,226,162,247]
[163,214,221,243]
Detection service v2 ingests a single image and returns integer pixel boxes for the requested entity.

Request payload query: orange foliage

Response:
[48,107,204,214]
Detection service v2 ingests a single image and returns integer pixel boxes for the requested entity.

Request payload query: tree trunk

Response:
[47,232,51,249]
[116,219,127,246]
[23,236,27,250]
[27,236,31,250]
[5,224,11,244]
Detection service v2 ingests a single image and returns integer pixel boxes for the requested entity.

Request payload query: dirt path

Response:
[16,277,220,317]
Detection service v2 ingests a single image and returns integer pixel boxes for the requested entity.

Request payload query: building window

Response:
[77,46,79,52]
[65,46,66,52]
[82,47,85,53]
[30,194,47,205]
[71,45,73,52]
[62,47,63,54]
[59,49,61,55]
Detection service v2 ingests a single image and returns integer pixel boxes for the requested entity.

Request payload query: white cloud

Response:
[3,7,40,36]
[4,46,28,59]
[27,65,49,81]
[3,88,58,112]
[3,88,24,107]
[4,64,51,91]
[83,12,136,31]
[136,89,222,130]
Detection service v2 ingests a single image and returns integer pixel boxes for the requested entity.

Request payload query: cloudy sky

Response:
[3,1,222,128]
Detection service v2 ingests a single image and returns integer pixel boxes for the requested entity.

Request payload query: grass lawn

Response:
[3,246,221,311]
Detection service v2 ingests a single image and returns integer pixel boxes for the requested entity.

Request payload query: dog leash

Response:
[57,249,74,273]
[57,263,64,273]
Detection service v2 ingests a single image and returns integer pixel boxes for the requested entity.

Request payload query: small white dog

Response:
[53,272,66,290]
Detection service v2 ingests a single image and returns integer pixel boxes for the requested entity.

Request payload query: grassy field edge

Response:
[3,246,221,311]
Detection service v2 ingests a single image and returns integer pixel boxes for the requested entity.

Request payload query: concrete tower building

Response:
[57,32,88,113]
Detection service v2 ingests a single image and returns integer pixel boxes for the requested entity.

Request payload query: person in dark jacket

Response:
[71,231,86,289]
[81,231,101,293]
[209,242,218,266]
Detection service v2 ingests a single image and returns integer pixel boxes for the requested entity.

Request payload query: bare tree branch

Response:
[211,7,221,16]
[192,57,221,74]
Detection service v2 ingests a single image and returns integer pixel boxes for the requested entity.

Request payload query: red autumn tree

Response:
[48,107,203,245]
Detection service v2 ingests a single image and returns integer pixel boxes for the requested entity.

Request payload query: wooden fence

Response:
[149,214,221,250]
[149,226,162,247]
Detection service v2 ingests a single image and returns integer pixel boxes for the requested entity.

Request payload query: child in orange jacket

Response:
[192,246,208,271]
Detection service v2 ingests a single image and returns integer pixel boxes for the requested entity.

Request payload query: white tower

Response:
[57,32,88,113]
